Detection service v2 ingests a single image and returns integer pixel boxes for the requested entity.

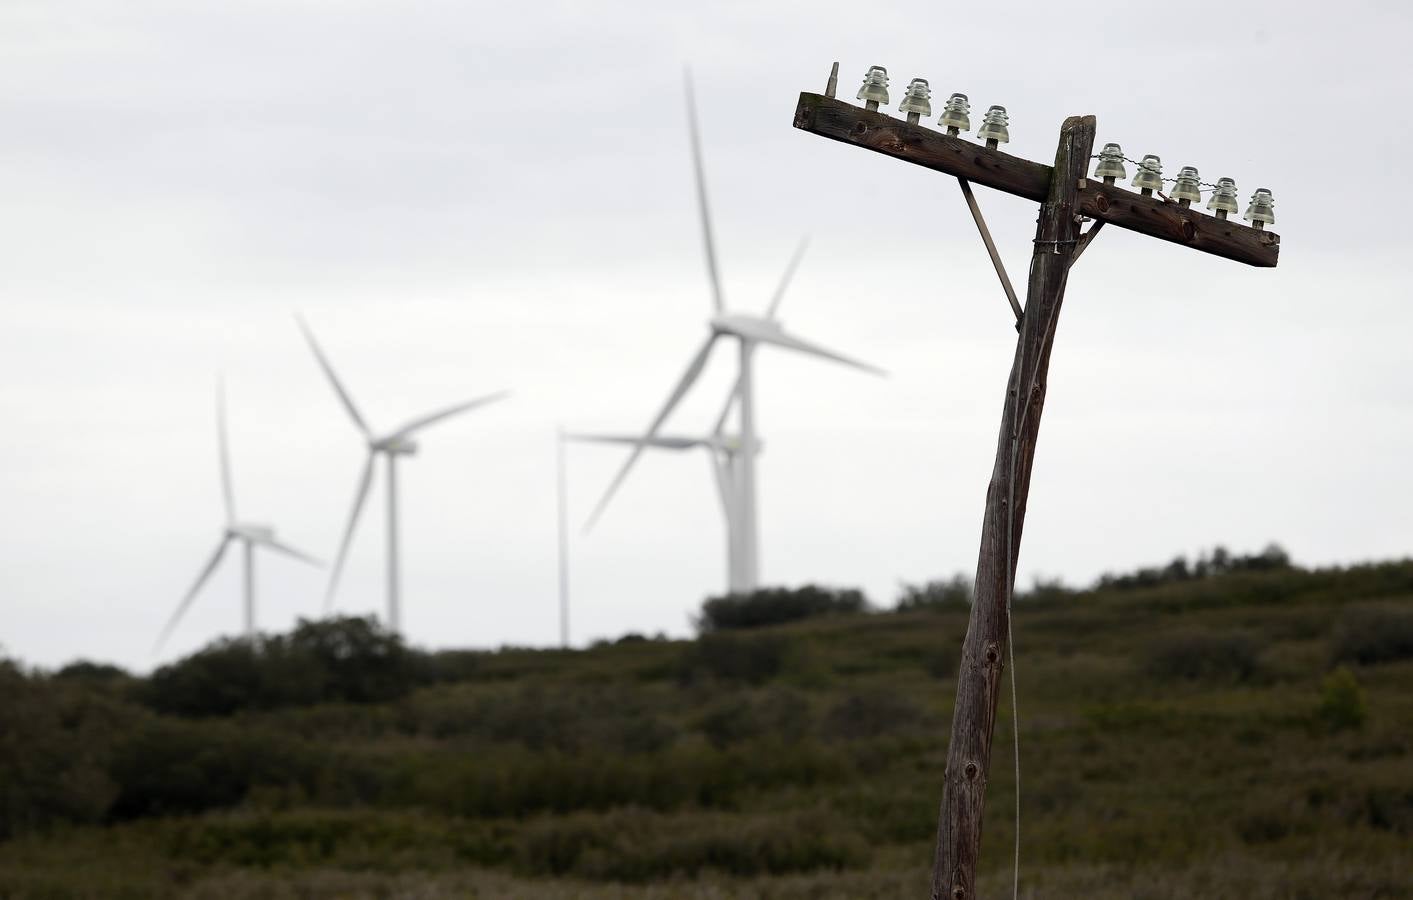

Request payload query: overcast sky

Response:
[3,0,1410,671]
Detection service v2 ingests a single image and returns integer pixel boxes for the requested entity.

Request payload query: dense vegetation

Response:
[2,552,1412,898]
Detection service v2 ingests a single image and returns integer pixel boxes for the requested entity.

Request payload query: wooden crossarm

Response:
[793,91,1280,268]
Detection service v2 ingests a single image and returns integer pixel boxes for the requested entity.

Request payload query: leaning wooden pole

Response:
[931,114,1096,900]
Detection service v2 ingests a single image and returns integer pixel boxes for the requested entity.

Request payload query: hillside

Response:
[3,559,1412,898]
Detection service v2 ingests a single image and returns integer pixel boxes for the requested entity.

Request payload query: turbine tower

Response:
[297,316,508,633]
[583,74,884,593]
[156,381,320,652]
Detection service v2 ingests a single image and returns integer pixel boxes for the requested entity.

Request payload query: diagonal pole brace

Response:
[957,177,1023,327]
[1070,219,1105,266]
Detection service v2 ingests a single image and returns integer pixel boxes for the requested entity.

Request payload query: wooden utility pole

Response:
[792,70,1279,900]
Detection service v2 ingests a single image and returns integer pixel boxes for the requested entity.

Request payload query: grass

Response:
[2,560,1412,897]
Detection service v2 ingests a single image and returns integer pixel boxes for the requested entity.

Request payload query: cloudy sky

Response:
[3,0,1410,670]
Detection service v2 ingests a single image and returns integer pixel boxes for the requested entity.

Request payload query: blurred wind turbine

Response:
[155,381,321,653]
[297,315,509,633]
[570,383,756,592]
[582,72,885,593]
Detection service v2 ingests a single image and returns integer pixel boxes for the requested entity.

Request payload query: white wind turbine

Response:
[570,382,756,592]
[582,75,885,594]
[155,381,321,652]
[297,316,509,633]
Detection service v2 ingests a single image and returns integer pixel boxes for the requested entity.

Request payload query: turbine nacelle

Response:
[711,313,780,340]
[227,523,275,543]
[372,435,419,455]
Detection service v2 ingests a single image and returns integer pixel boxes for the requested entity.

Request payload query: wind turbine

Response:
[155,381,321,652]
[570,382,757,592]
[582,73,885,593]
[297,315,509,633]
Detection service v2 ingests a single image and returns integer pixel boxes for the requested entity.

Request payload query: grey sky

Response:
[3,0,1410,670]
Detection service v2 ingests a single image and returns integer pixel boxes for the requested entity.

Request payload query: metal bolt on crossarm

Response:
[1245,187,1276,229]
[1208,177,1239,219]
[825,61,839,99]
[1171,166,1202,208]
[939,92,971,135]
[977,105,1010,148]
[1093,142,1126,184]
[1132,153,1164,195]
[857,65,889,111]
[900,78,933,125]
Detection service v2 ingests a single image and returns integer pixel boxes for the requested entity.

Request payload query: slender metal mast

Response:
[736,339,759,591]
[556,427,570,648]
[242,538,254,640]
[386,452,401,633]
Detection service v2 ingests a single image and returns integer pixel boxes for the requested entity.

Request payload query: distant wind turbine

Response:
[297,315,509,633]
[570,382,756,592]
[582,73,885,593]
[155,381,321,653]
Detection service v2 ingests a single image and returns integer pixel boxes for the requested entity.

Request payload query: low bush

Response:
[517,808,868,880]
[1143,630,1262,681]
[1331,605,1413,665]
[678,633,791,685]
[696,585,867,632]
[896,575,972,610]
[1316,667,1367,732]
[142,617,427,717]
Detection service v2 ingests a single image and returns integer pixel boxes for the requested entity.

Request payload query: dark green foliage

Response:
[1316,667,1368,732]
[142,617,425,716]
[517,808,868,880]
[1331,605,1413,665]
[107,719,317,819]
[1143,630,1262,681]
[0,659,124,838]
[696,585,867,632]
[896,575,972,610]
[4,561,1413,896]
[1097,543,1291,591]
[821,690,923,741]
[678,633,790,685]
[52,660,131,683]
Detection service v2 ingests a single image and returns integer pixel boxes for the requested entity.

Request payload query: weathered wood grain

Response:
[793,92,1279,268]
[930,115,1097,900]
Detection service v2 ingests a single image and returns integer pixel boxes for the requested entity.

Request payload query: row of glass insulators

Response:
[856,67,1010,142]
[1092,144,1274,225]
[854,65,1276,228]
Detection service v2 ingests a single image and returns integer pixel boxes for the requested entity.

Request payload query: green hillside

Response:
[3,556,1412,898]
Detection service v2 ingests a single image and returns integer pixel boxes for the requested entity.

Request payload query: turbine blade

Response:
[764,236,810,320]
[567,433,705,451]
[732,320,887,376]
[325,452,375,612]
[257,536,323,566]
[583,334,718,531]
[389,390,510,442]
[296,314,372,438]
[686,70,724,314]
[155,536,231,653]
[711,374,741,437]
[217,377,235,523]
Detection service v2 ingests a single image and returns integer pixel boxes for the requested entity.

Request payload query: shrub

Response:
[0,661,125,838]
[517,808,868,880]
[1316,667,1367,732]
[107,719,317,819]
[678,633,790,685]
[696,585,868,632]
[896,575,972,610]
[1331,606,1413,665]
[821,690,922,742]
[1143,630,1261,681]
[142,617,426,716]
